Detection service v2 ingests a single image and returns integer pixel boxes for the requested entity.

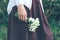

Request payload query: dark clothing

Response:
[7,0,53,40]
[30,0,53,40]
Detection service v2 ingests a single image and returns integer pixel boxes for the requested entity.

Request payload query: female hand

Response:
[17,5,27,22]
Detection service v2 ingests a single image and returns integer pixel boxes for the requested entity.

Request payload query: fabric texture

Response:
[7,0,53,40]
[30,0,53,40]
[7,0,32,14]
[7,0,44,14]
[8,5,38,40]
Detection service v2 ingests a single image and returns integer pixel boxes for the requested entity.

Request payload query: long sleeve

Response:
[15,0,32,9]
[7,0,24,14]
[15,0,24,6]
[7,0,32,14]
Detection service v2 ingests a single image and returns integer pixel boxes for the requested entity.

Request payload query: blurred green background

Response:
[0,0,60,40]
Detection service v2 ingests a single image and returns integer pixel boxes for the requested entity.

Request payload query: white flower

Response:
[36,18,39,21]
[29,17,34,22]
[28,17,40,32]
[15,12,40,32]
[29,29,35,32]
[29,28,36,32]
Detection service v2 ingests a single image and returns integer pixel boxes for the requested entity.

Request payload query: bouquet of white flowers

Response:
[27,17,40,32]
[15,12,40,32]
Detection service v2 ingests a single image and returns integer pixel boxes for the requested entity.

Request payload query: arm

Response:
[15,0,27,22]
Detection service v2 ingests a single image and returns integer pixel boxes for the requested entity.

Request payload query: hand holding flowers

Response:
[15,12,40,32]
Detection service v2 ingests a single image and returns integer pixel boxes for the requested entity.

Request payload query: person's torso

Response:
[7,0,44,14]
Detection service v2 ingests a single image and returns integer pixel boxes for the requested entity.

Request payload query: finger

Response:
[24,16,27,22]
[22,14,27,21]
[18,14,21,20]
[22,15,24,21]
[20,15,23,21]
[18,15,22,21]
[18,16,21,20]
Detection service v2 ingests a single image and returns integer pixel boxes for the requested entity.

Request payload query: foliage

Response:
[0,0,8,27]
[43,0,60,40]
[0,25,7,40]
[0,0,60,40]
[0,0,8,40]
